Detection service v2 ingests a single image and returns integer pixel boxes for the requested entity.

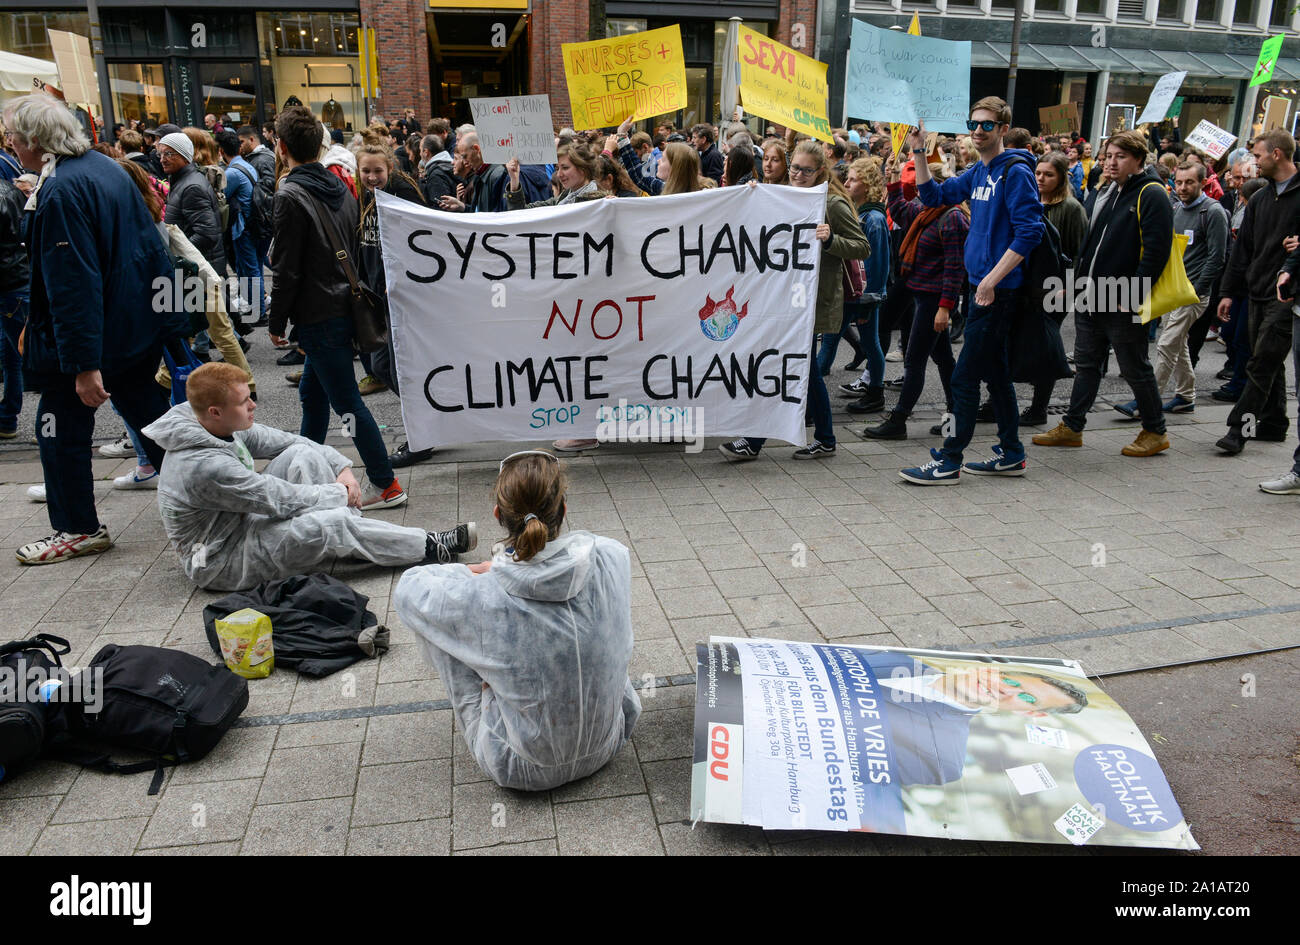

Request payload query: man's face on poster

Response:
[936,667,1079,717]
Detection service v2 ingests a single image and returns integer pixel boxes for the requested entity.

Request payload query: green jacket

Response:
[815,192,872,334]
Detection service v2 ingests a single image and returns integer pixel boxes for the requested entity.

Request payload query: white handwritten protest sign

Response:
[1135,71,1187,126]
[376,185,826,450]
[844,20,971,133]
[1184,119,1237,160]
[469,94,557,165]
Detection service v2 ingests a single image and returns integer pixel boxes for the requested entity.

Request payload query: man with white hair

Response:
[3,94,179,564]
[437,131,507,213]
[157,130,225,273]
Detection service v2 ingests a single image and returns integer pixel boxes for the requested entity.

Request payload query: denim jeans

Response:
[1064,309,1167,435]
[848,301,885,387]
[231,231,263,322]
[0,290,26,431]
[110,400,152,468]
[939,289,1021,464]
[1220,297,1250,392]
[895,291,955,417]
[37,349,168,535]
[296,316,395,489]
[744,344,834,450]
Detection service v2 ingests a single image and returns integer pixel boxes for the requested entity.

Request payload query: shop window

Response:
[606,18,647,37]
[1269,0,1291,24]
[1232,0,1258,23]
[1157,0,1185,20]
[1195,0,1221,22]
[1036,0,1066,14]
[108,63,169,127]
[102,11,167,58]
[1075,0,1107,15]
[267,13,358,57]
[0,11,89,59]
[258,12,362,132]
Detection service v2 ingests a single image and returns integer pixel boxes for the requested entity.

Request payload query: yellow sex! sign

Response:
[562,24,687,128]
[737,25,830,143]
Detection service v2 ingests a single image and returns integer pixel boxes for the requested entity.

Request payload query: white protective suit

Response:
[394,530,642,791]
[143,402,427,591]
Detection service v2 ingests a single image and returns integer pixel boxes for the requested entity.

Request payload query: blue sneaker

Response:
[1164,395,1195,413]
[1113,399,1140,419]
[899,448,961,486]
[962,445,1027,477]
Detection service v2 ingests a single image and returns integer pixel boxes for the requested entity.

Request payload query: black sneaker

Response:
[793,440,835,459]
[276,348,305,366]
[1211,386,1241,403]
[237,335,251,353]
[426,523,478,563]
[1215,367,1233,381]
[863,414,907,440]
[846,388,886,414]
[1019,409,1048,425]
[838,380,869,397]
[719,439,760,462]
[1216,431,1245,455]
[390,441,435,468]
[232,320,254,338]
[883,376,905,390]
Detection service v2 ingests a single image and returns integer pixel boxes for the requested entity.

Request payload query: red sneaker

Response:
[360,478,407,510]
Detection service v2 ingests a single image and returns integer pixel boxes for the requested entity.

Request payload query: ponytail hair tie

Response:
[524,513,538,524]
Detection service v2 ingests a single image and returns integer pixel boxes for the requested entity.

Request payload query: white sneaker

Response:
[113,468,159,490]
[885,347,904,362]
[16,526,113,565]
[1259,470,1300,495]
[98,436,135,458]
[27,485,46,503]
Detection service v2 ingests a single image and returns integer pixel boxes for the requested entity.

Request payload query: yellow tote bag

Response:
[1136,182,1200,324]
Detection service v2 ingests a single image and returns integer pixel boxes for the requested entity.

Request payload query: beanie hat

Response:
[159,131,194,163]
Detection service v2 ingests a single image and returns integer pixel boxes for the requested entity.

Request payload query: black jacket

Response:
[0,179,28,294]
[699,143,724,185]
[244,145,276,185]
[1077,166,1172,300]
[165,162,226,272]
[419,153,457,206]
[1225,176,1300,302]
[358,173,424,294]
[268,162,358,336]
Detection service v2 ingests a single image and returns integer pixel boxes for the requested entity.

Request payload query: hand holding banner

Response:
[737,25,831,142]
[562,25,686,129]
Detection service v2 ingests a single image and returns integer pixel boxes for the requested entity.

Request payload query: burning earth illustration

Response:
[698,286,749,341]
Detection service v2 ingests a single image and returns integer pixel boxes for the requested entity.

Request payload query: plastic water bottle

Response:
[38,678,63,702]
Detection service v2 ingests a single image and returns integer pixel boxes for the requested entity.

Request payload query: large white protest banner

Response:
[468,94,557,165]
[691,637,1199,849]
[1184,119,1237,160]
[844,19,970,133]
[1135,71,1187,126]
[376,185,826,451]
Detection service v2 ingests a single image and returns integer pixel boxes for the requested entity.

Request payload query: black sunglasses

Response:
[966,120,1001,132]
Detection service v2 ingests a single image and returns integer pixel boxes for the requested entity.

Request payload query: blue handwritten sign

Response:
[845,20,971,134]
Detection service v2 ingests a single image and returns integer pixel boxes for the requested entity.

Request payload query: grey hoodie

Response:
[394,530,642,791]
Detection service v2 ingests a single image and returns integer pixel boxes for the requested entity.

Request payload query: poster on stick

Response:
[690,637,1198,849]
[737,24,831,142]
[376,185,826,451]
[469,94,557,165]
[1184,119,1237,160]
[562,24,686,129]
[1038,102,1079,135]
[844,20,971,133]
[1135,71,1187,125]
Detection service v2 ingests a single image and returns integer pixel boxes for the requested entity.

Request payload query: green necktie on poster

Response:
[1250,34,1284,87]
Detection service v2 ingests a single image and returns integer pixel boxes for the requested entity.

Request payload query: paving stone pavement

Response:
[1,390,1297,855]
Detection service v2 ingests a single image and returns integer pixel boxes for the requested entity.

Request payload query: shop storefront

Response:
[0,5,365,133]
[426,1,530,127]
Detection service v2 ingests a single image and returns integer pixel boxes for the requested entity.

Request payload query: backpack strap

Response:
[0,633,70,666]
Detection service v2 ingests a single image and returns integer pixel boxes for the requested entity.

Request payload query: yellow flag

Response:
[890,16,923,154]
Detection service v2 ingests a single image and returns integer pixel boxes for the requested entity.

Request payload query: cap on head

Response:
[158,132,194,163]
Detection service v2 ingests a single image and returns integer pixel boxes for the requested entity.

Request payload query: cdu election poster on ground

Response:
[375,185,826,451]
[691,638,1198,849]
[845,20,971,134]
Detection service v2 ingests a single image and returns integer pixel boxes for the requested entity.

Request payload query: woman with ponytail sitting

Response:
[394,450,642,791]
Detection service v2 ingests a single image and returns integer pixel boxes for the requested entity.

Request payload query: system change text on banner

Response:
[376,185,826,451]
[691,637,1198,849]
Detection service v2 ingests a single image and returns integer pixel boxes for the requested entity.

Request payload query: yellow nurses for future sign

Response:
[736,25,830,142]
[562,25,687,128]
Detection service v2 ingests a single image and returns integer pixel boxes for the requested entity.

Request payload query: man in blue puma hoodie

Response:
[898,97,1044,485]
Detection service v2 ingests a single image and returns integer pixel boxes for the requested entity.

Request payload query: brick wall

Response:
[359,0,431,121]
[529,0,589,129]
[777,0,819,55]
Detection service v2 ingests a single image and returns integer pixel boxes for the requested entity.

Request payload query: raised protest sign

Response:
[1184,119,1237,160]
[845,19,970,134]
[1038,102,1079,135]
[1251,33,1285,87]
[1135,71,1187,126]
[1262,94,1292,132]
[737,24,830,142]
[562,24,686,129]
[376,185,825,450]
[691,637,1198,849]
[469,94,557,165]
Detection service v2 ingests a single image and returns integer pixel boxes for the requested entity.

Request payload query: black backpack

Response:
[1000,153,1071,312]
[0,634,74,782]
[231,162,275,243]
[68,644,249,794]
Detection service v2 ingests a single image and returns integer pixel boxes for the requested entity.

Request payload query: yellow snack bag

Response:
[215,608,275,679]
